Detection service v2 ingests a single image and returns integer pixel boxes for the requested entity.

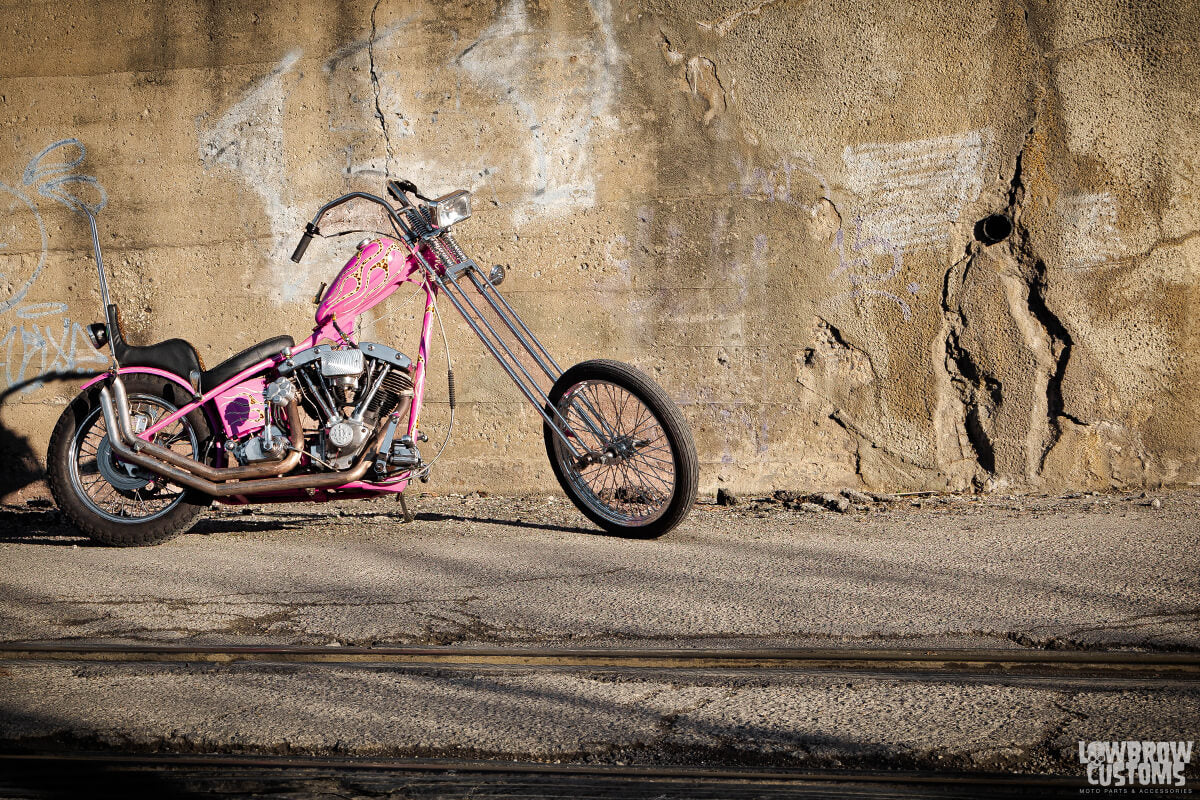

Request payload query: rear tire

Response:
[47,374,212,546]
[543,359,698,538]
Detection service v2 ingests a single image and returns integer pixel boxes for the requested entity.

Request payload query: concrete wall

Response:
[1,0,1197,500]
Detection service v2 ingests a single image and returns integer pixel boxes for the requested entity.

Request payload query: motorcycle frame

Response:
[78,188,606,501]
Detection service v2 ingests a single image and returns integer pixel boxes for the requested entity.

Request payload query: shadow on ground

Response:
[0,372,99,502]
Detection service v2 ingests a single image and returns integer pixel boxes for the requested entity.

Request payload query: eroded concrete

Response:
[0,0,1197,498]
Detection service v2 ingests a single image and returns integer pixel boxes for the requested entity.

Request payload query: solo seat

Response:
[107,305,293,393]
[108,306,203,382]
[201,336,295,391]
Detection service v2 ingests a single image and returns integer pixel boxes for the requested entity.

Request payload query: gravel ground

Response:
[1,488,1196,650]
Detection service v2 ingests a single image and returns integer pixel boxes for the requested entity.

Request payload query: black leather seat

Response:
[115,338,202,381]
[201,335,295,391]
[109,309,203,382]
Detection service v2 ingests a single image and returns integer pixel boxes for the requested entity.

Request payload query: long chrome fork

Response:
[433,264,612,460]
[464,269,621,444]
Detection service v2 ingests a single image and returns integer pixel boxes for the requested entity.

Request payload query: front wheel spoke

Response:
[623,414,664,441]
[614,388,633,434]
[623,460,671,495]
[633,447,671,465]
[609,385,628,430]
[555,377,682,526]
[596,384,620,435]
[618,464,643,510]
[599,465,618,499]
[636,433,669,451]
[625,404,651,440]
[632,451,673,470]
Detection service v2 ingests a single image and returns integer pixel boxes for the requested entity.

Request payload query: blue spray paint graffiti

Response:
[828,213,913,322]
[0,139,110,391]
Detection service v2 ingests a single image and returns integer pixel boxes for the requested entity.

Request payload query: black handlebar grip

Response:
[388,179,421,201]
[290,233,312,263]
[290,223,320,263]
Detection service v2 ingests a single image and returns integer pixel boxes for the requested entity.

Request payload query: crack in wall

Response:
[368,0,394,175]
[1004,140,1083,473]
[938,106,1083,486]
[940,247,1001,480]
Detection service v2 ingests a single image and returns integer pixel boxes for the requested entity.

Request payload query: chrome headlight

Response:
[430,190,471,229]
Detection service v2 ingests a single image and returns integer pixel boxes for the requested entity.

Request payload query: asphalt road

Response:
[3,490,1197,650]
[1,489,1197,782]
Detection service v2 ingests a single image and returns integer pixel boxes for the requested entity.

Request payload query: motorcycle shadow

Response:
[188,513,327,536]
[0,507,323,546]
[0,508,659,545]
[0,507,92,546]
[413,511,657,540]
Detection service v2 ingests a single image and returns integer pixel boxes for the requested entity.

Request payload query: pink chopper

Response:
[47,178,698,546]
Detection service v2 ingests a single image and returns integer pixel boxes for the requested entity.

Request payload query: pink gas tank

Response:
[315,237,419,329]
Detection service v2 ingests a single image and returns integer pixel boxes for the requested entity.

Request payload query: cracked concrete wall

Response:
[0,0,1197,500]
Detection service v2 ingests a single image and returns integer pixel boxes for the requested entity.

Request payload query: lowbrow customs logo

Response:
[1079,740,1194,790]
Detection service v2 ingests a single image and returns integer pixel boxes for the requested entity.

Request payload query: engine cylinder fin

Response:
[367,366,414,419]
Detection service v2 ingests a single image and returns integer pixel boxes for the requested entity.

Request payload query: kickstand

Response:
[398,491,415,523]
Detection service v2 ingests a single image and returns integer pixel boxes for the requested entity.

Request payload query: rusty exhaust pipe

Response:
[110,375,304,480]
[100,386,389,498]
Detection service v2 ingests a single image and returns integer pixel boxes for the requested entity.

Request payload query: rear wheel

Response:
[47,374,212,546]
[543,359,698,538]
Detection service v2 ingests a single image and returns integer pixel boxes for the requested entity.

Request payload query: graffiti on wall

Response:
[841,129,991,254]
[0,139,109,392]
[198,50,305,303]
[458,0,621,223]
[729,151,918,321]
[827,213,914,321]
[1056,192,1125,270]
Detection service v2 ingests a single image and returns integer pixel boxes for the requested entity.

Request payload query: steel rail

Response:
[0,752,1083,789]
[1,643,1197,678]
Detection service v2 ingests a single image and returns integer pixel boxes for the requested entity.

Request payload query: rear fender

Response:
[80,366,193,394]
[79,367,219,432]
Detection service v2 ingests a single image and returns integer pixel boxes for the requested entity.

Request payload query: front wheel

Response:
[543,359,699,538]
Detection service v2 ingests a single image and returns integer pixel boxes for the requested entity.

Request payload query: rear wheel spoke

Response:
[69,392,199,525]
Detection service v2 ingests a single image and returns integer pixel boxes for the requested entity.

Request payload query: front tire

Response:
[47,374,212,546]
[543,359,699,538]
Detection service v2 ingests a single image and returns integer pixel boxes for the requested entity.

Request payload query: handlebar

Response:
[387,179,420,202]
[288,187,419,264]
[290,222,319,263]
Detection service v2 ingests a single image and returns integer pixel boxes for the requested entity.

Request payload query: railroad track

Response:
[1,642,1197,680]
[5,645,1174,797]
[0,752,1085,799]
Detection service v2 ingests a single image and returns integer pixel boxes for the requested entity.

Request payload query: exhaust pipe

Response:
[99,383,387,498]
[109,376,304,481]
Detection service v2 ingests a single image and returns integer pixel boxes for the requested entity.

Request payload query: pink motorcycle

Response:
[47,180,698,545]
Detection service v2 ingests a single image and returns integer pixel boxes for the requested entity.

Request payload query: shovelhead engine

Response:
[274,343,414,470]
